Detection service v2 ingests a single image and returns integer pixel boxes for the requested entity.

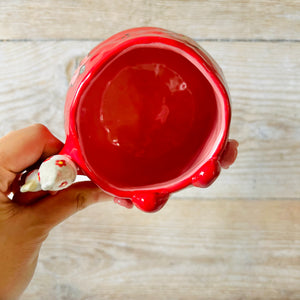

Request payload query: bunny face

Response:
[38,155,77,191]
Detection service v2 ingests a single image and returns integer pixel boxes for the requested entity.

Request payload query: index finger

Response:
[0,125,63,194]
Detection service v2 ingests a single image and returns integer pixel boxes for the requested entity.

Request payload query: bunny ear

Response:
[20,155,77,193]
[20,170,41,193]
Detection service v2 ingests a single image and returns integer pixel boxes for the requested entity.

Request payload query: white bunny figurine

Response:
[20,155,77,192]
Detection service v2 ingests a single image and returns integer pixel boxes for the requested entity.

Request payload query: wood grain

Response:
[0,0,299,40]
[0,41,299,199]
[21,198,300,300]
[1,1,300,298]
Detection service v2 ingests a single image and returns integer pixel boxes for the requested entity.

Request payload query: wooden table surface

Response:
[0,1,299,299]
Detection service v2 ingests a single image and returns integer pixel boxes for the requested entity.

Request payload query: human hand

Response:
[0,124,110,300]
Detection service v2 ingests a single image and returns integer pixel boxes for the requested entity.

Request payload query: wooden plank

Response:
[21,198,300,299]
[0,41,299,199]
[0,0,299,40]
[177,41,300,199]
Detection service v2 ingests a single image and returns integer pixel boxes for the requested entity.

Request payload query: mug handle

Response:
[20,154,78,192]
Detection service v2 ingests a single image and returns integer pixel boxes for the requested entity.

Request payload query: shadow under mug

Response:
[57,27,238,212]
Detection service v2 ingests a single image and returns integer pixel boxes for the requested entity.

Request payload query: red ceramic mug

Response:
[24,27,238,212]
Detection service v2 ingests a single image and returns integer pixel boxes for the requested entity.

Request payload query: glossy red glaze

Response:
[192,159,221,188]
[62,27,235,212]
[132,192,170,213]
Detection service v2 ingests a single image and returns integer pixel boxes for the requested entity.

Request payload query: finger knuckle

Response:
[0,179,8,194]
[76,192,89,211]
[0,202,20,221]
[32,123,50,137]
[0,167,15,194]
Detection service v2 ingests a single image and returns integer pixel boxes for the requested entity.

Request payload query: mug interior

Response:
[76,45,225,190]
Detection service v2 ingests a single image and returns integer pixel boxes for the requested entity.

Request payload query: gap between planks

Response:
[1,38,300,43]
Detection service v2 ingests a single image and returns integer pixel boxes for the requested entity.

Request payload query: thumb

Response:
[26,181,111,230]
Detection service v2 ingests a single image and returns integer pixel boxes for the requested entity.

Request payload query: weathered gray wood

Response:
[1,2,299,297]
[21,198,300,300]
[0,41,299,199]
[0,0,299,40]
